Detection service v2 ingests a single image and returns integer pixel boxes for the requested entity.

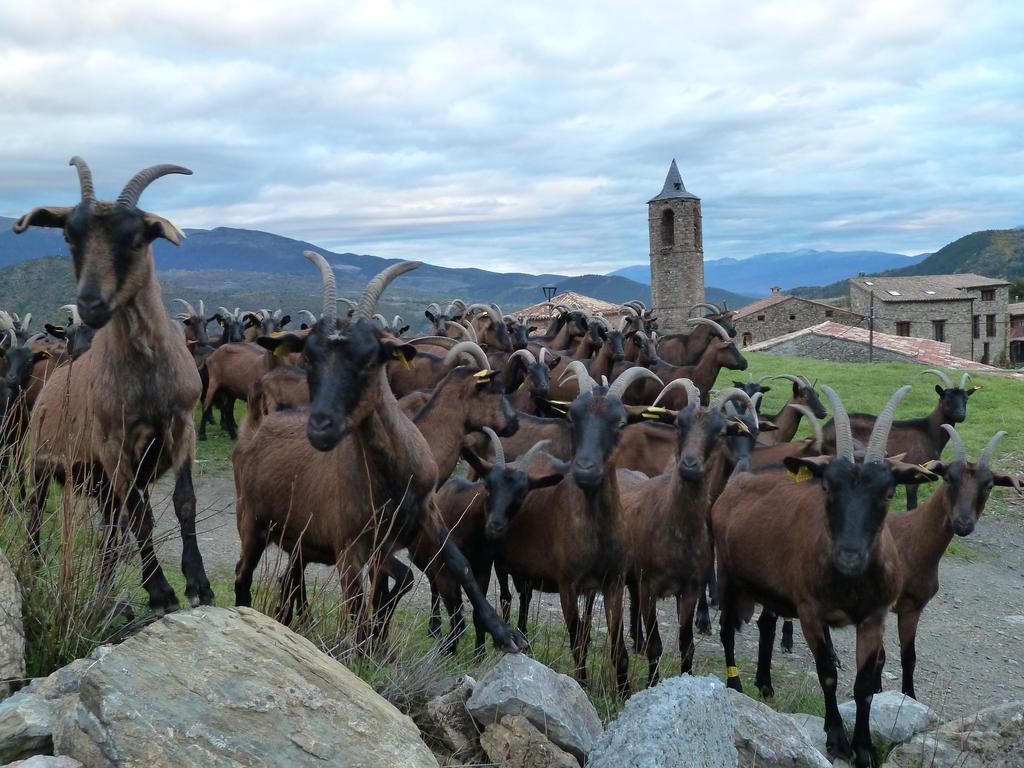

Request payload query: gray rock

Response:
[838,691,940,750]
[480,715,579,768]
[467,653,601,761]
[54,606,438,768]
[786,713,828,757]
[3,756,83,767]
[588,675,738,768]
[0,551,25,701]
[0,692,54,764]
[728,691,830,767]
[421,676,481,760]
[883,700,1024,768]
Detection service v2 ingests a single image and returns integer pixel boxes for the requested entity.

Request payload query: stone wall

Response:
[758,332,915,364]
[735,296,861,346]
[649,197,703,333]
[961,285,1009,364]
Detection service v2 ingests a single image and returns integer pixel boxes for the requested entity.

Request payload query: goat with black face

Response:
[234,251,525,652]
[15,157,213,612]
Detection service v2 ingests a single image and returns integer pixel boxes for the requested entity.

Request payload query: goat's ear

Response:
[12,206,73,233]
[528,326,537,334]
[424,310,437,323]
[923,460,948,477]
[528,470,565,490]
[256,332,306,358]
[760,385,771,394]
[888,458,939,485]
[966,387,980,397]
[625,405,676,424]
[142,213,184,246]
[935,384,945,397]
[758,419,778,432]
[45,323,67,340]
[460,447,491,477]
[242,314,259,328]
[783,454,831,480]
[732,381,744,388]
[32,350,52,364]
[725,419,752,437]
[398,325,410,336]
[381,338,418,365]
[992,472,1024,493]
[279,315,291,327]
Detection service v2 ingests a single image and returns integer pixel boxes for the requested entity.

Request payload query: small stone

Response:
[0,551,25,702]
[3,756,83,767]
[421,676,481,759]
[0,692,55,764]
[729,691,830,767]
[480,715,579,768]
[838,690,939,750]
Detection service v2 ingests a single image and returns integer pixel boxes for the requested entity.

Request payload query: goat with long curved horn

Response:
[117,164,193,208]
[920,369,952,389]
[978,430,1008,469]
[821,385,854,461]
[173,298,198,317]
[653,378,700,407]
[939,424,967,464]
[409,336,459,349]
[508,349,538,368]
[788,404,824,453]
[958,372,972,389]
[353,262,422,322]
[482,426,506,466]
[443,341,490,370]
[709,387,756,414]
[303,251,336,323]
[560,360,598,395]
[607,366,662,400]
[688,302,723,318]
[864,385,912,463]
[686,316,732,342]
[68,156,96,202]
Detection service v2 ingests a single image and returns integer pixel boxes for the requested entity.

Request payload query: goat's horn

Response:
[509,348,538,367]
[618,314,631,331]
[466,303,491,316]
[482,426,506,465]
[821,385,854,462]
[589,315,610,330]
[628,300,647,311]
[445,321,472,341]
[751,392,763,411]
[607,366,662,400]
[337,297,357,309]
[217,306,232,317]
[354,261,421,321]
[620,304,640,317]
[560,360,598,395]
[23,332,46,348]
[539,347,550,365]
[687,302,720,318]
[68,156,96,202]
[303,251,336,323]
[372,313,388,329]
[959,372,972,389]
[297,310,317,326]
[516,438,552,472]
[117,163,192,208]
[865,385,912,463]
[710,387,755,414]
[787,404,823,453]
[19,313,31,330]
[426,302,441,316]
[978,430,1008,469]
[940,424,967,464]
[444,341,489,370]
[653,377,700,407]
[463,321,479,342]
[450,299,466,311]
[409,336,458,349]
[60,304,81,324]
[768,374,804,387]
[3,329,15,348]
[686,317,731,341]
[173,298,198,317]
[489,303,503,321]
[920,369,953,389]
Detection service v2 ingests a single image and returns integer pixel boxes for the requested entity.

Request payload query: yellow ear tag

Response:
[547,400,571,406]
[641,412,661,419]
[646,406,668,413]
[41,351,52,359]
[479,311,488,317]
[551,405,567,415]
[518,382,526,390]
[394,349,411,369]
[52,326,65,333]
[473,369,491,379]
[788,465,813,483]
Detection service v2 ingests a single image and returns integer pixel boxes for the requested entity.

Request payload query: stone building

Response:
[732,287,863,347]
[848,274,1009,365]
[516,290,628,327]
[1009,301,1024,365]
[648,160,703,332]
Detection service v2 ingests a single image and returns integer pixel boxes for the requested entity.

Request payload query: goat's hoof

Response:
[825,727,852,759]
[756,681,775,699]
[427,621,442,639]
[726,676,743,692]
[496,626,529,654]
[197,433,207,442]
[853,744,873,768]
[780,638,794,653]
[187,584,216,607]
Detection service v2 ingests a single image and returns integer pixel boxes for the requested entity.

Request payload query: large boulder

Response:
[0,551,25,701]
[480,715,579,768]
[3,757,83,767]
[838,691,940,751]
[55,606,438,768]
[0,692,54,764]
[883,700,1024,768]
[729,691,830,767]
[466,653,601,762]
[588,675,738,768]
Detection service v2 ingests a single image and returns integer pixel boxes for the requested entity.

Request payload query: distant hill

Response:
[0,219,754,324]
[790,229,1024,299]
[609,249,928,298]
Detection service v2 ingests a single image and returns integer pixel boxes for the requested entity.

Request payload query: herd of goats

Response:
[1,158,1021,767]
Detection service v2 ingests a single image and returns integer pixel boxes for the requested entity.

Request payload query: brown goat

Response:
[17,157,213,611]
[713,385,937,767]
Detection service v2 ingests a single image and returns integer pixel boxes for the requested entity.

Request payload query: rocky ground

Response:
[151,467,1024,721]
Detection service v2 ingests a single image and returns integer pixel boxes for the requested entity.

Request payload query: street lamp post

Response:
[542,285,557,303]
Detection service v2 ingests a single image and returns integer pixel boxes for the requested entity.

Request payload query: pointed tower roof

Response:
[649,159,699,202]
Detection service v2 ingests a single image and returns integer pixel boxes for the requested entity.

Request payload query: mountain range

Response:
[609,249,930,297]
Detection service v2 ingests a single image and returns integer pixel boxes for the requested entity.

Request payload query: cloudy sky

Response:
[1,0,1022,274]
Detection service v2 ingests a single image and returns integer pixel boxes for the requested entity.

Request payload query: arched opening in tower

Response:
[660,209,674,246]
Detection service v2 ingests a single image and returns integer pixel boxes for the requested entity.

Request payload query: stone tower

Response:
[648,159,704,332]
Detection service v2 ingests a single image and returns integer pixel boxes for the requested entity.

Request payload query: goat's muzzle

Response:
[952,516,975,536]
[833,546,868,577]
[677,456,704,483]
[307,412,346,451]
[77,296,112,329]
[571,460,604,491]
[485,520,507,541]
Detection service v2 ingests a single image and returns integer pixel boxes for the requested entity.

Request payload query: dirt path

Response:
[150,467,1024,719]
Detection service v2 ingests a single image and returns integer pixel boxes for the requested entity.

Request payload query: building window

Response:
[825,310,834,318]
[896,321,911,337]
[757,314,765,321]
[982,342,991,364]
[973,315,980,339]
[660,209,674,247]
[789,314,796,320]
[986,314,996,337]
[933,320,945,342]
[981,289,995,301]
[742,332,752,347]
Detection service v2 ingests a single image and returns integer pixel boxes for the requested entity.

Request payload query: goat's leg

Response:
[705,551,719,607]
[123,486,179,613]
[470,561,493,660]
[781,618,795,652]
[641,590,662,686]
[676,589,698,676]
[26,466,51,561]
[233,514,267,608]
[851,617,885,768]
[800,614,851,760]
[219,393,238,440]
[897,610,922,699]
[559,589,586,684]
[432,517,524,652]
[755,609,778,698]
[172,462,214,606]
[603,582,630,698]
[96,481,121,595]
[516,577,534,636]
[694,589,712,635]
[905,483,919,510]
[495,562,513,624]
[428,577,443,638]
[719,577,742,692]
[628,580,644,653]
